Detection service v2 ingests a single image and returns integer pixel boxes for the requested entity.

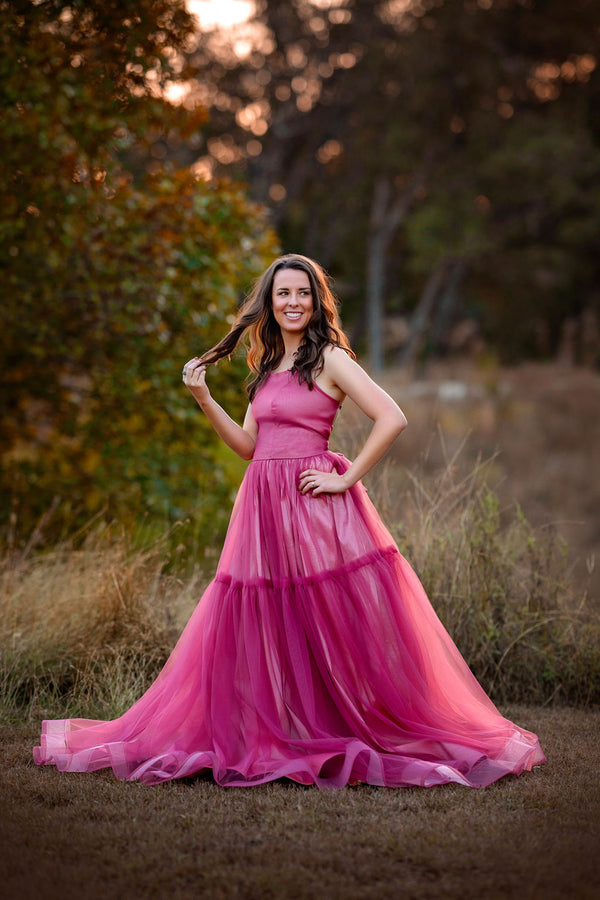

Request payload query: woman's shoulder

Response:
[321,343,357,375]
[322,342,353,362]
[316,344,358,402]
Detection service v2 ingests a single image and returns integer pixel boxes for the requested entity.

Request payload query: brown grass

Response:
[1,707,599,899]
[0,526,202,720]
[345,360,600,599]
[378,458,599,705]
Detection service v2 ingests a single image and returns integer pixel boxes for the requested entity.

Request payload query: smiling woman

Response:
[35,254,545,790]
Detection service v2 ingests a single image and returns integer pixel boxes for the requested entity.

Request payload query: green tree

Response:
[0,1,277,541]
[179,0,600,366]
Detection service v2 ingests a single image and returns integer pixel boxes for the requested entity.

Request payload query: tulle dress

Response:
[34,370,545,788]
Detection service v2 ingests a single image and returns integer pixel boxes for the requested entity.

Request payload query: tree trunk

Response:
[366,178,391,371]
[366,230,387,372]
[429,258,468,350]
[398,257,449,367]
[366,172,429,372]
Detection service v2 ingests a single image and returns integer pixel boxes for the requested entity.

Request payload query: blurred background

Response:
[1,0,599,595]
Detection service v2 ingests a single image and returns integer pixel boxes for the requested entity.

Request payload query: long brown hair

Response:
[199,254,355,400]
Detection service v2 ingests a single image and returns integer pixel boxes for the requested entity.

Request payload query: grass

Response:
[0,524,201,721]
[377,454,600,705]
[1,706,599,899]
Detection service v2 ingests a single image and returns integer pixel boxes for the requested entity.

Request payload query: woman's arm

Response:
[183,358,257,460]
[299,347,406,495]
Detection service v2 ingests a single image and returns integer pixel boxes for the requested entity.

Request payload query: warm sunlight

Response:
[187,0,254,29]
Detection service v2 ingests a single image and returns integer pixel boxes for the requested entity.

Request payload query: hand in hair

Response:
[182,358,211,405]
[182,358,257,460]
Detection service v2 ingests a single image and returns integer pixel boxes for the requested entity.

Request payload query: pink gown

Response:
[34,371,545,787]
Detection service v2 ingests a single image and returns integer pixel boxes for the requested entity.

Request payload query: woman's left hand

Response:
[298,468,350,496]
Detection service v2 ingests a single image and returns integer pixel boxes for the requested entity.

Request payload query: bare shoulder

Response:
[315,345,355,401]
[322,343,353,366]
[322,344,406,424]
[322,344,370,386]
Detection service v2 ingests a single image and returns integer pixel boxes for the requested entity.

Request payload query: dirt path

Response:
[1,706,599,899]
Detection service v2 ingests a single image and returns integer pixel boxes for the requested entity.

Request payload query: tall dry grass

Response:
[370,451,599,705]
[0,523,204,722]
[1,452,598,723]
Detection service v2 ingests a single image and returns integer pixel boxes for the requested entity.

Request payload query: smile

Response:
[284,311,303,319]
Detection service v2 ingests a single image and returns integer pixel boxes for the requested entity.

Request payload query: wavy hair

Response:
[199,254,355,400]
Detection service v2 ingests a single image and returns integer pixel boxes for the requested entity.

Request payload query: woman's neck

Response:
[273,351,296,372]
[270,339,303,373]
[282,335,303,355]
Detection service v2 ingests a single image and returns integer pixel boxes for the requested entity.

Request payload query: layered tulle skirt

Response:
[34,451,545,787]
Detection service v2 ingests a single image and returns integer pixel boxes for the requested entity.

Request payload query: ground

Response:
[1,706,598,899]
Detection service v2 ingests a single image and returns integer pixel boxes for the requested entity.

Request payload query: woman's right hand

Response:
[181,357,256,460]
[182,358,211,407]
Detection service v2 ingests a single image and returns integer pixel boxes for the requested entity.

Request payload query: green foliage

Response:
[1,1,198,207]
[3,171,275,536]
[0,1,278,540]
[184,0,600,359]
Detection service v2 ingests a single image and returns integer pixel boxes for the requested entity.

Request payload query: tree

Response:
[177,0,600,367]
[0,1,277,541]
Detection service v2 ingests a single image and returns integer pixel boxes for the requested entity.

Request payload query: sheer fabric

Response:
[34,372,545,787]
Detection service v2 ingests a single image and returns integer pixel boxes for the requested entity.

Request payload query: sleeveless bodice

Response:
[251,371,341,460]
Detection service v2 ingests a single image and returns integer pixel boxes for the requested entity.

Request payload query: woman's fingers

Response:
[182,358,206,384]
[298,471,314,494]
[190,365,206,383]
[298,468,349,495]
[182,358,196,382]
[298,469,326,495]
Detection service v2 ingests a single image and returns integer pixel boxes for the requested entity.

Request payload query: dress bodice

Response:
[251,371,341,460]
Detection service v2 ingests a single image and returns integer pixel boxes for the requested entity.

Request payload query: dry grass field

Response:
[356,361,600,599]
[1,706,599,900]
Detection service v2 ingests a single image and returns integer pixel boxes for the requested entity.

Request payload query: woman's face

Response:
[271,267,314,338]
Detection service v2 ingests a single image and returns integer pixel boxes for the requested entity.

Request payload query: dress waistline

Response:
[252,437,330,461]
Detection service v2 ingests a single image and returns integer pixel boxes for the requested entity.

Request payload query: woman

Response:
[35,254,545,788]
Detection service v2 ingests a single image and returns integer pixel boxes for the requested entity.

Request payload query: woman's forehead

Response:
[273,268,311,290]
